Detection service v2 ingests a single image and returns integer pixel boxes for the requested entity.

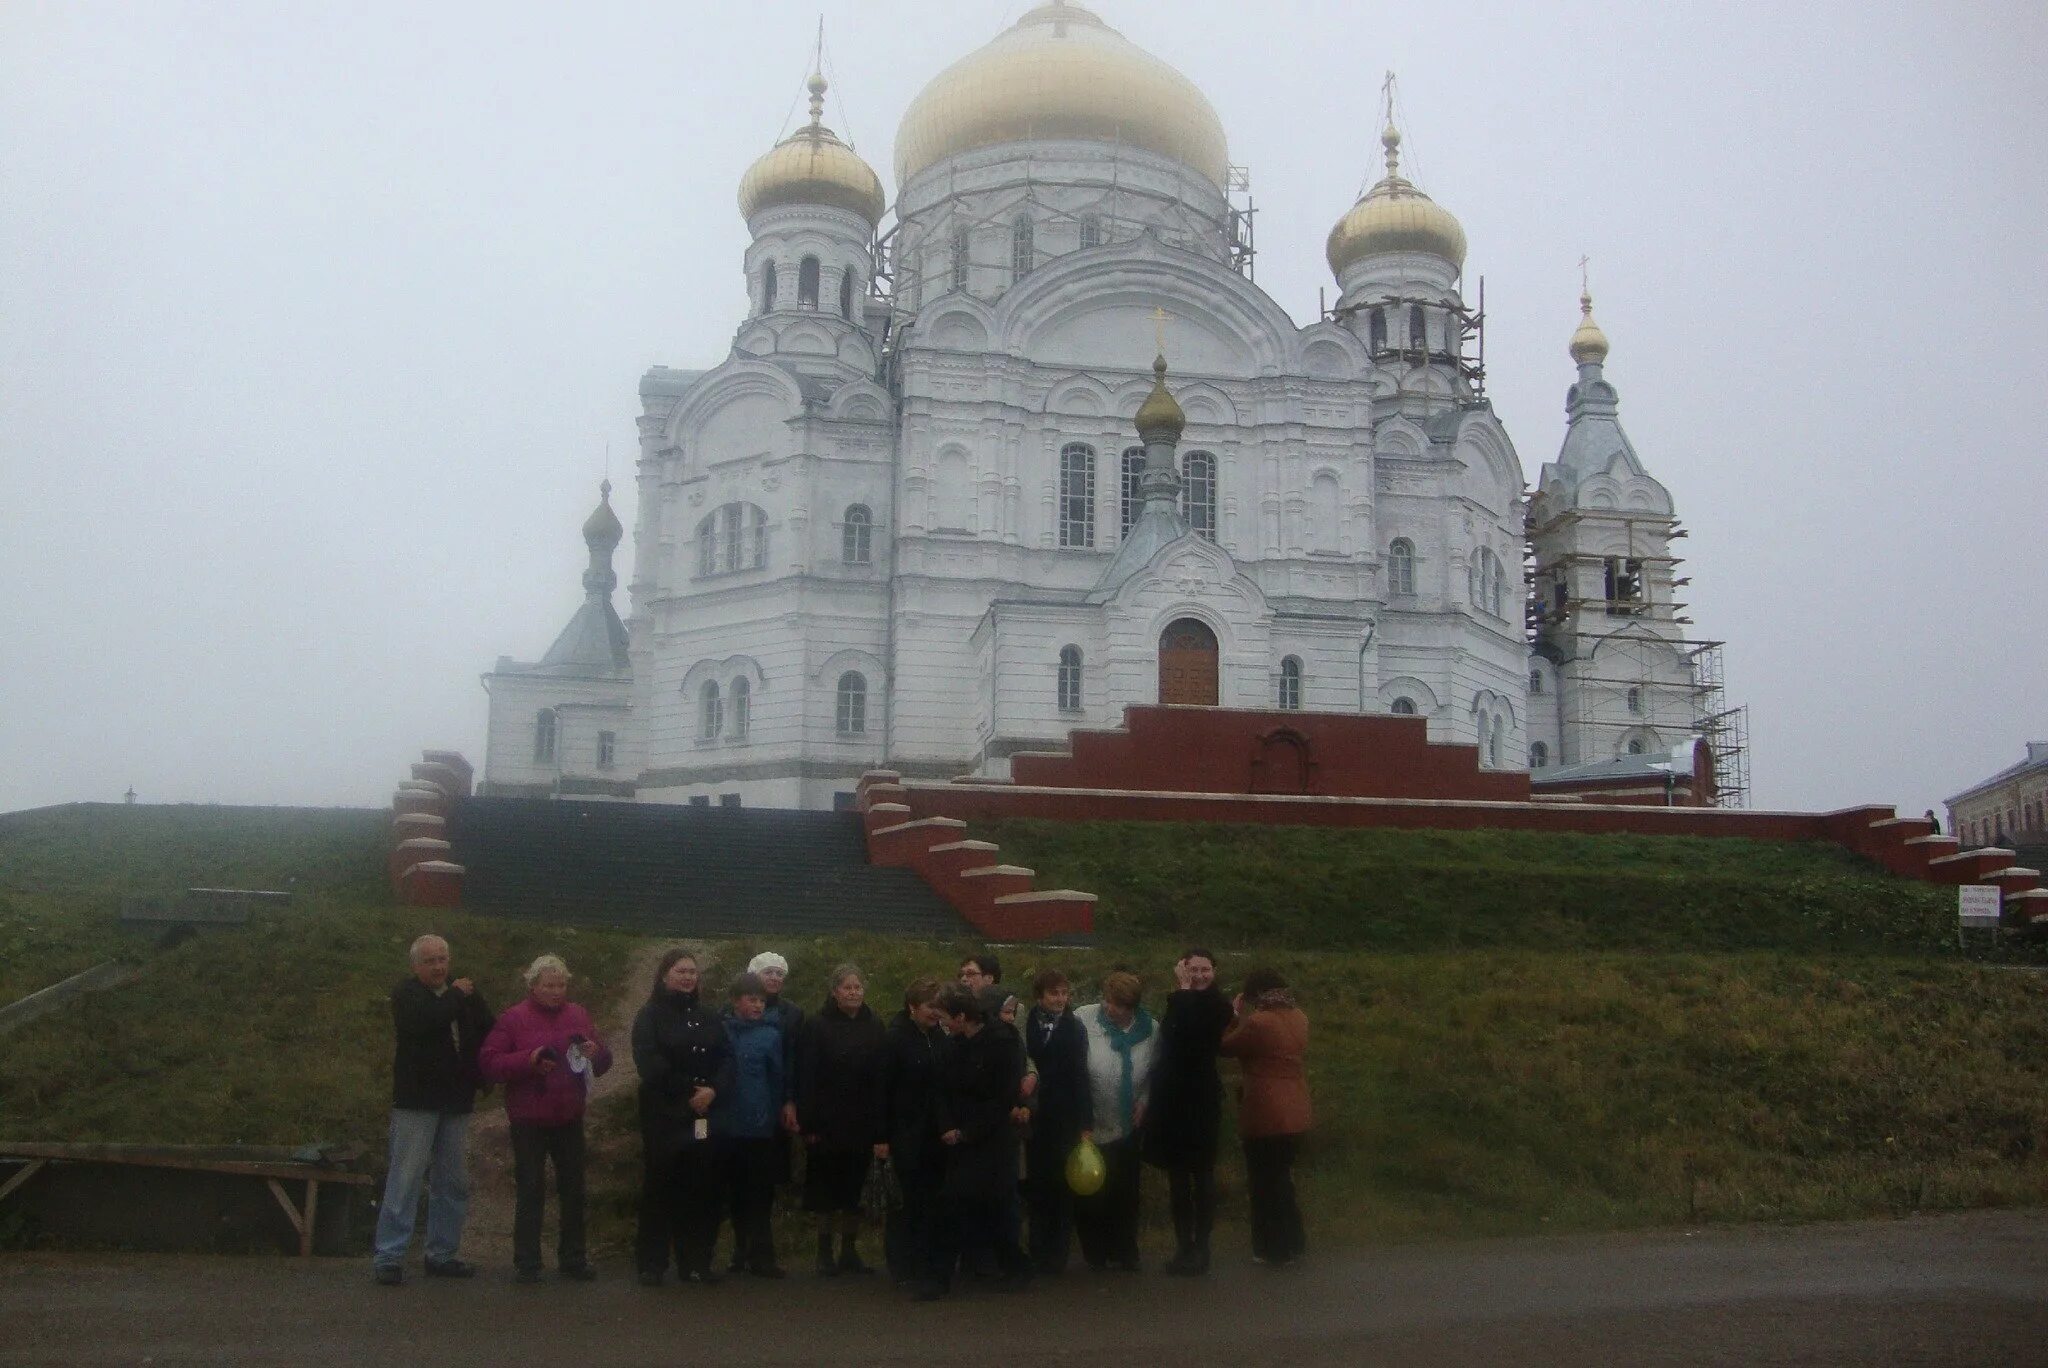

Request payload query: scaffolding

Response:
[1320,278,1486,397]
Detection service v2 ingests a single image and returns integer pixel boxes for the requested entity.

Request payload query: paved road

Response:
[5,1209,2045,1367]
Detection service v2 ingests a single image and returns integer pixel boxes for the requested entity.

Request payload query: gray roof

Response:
[1534,739,1699,786]
[1945,743,2048,806]
[528,597,630,677]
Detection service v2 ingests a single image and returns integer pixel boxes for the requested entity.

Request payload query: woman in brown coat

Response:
[1219,968,1310,1267]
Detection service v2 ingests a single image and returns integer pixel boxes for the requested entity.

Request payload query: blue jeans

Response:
[372,1109,470,1268]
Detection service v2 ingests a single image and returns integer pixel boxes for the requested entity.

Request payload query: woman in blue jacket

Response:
[721,971,787,1278]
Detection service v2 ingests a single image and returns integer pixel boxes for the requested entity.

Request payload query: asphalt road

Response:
[5,1209,2045,1367]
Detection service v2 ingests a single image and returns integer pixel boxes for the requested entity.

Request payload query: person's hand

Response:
[940,1129,963,1146]
[804,1133,820,1147]
[689,1086,714,1116]
[1173,958,1194,991]
[781,1102,800,1134]
[873,1142,890,1160]
[530,1047,556,1074]
[1019,1073,1039,1098]
[1132,1102,1147,1131]
[1080,1129,1094,1144]
[1009,1107,1030,1126]
[452,978,475,995]
[1232,993,1245,1016]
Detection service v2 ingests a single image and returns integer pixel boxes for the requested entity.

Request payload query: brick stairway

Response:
[442,797,973,940]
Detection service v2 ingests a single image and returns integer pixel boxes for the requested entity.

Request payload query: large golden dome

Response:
[894,2,1228,190]
[738,74,887,226]
[1326,125,1468,276]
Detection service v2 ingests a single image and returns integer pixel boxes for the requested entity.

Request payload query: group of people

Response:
[370,936,1311,1301]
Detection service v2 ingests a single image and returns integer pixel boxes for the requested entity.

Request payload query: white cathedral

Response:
[480,2,1734,810]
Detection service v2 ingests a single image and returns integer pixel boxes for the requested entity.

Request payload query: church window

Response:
[1183,450,1217,541]
[730,678,750,741]
[1470,547,1506,618]
[1409,304,1428,353]
[1011,215,1034,282]
[1474,707,1491,765]
[533,709,556,763]
[597,730,616,770]
[1387,538,1415,596]
[1529,740,1549,769]
[1368,307,1388,352]
[747,505,768,569]
[950,226,969,293]
[1529,668,1544,696]
[842,505,872,565]
[1604,556,1644,614]
[1390,696,1417,716]
[839,271,855,320]
[1490,715,1505,768]
[1120,447,1145,540]
[1627,738,1646,755]
[1278,656,1303,711]
[1627,686,1642,714]
[798,256,821,307]
[699,681,723,741]
[1057,646,1083,712]
[698,503,768,577]
[836,672,867,735]
[761,261,777,313]
[1059,443,1096,548]
[1078,214,1102,250]
[1310,472,1340,553]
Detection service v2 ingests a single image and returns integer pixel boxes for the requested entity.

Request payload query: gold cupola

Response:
[1325,124,1468,277]
[1569,290,1610,365]
[894,2,1228,190]
[1134,352,1186,441]
[737,73,887,227]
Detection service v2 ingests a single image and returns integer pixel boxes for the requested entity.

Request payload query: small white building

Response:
[1946,744,2048,849]
[480,3,1740,810]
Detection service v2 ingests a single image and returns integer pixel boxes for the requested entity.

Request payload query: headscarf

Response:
[747,951,789,977]
[1099,1005,1155,1127]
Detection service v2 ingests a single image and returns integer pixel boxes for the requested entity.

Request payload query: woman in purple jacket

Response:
[478,954,613,1283]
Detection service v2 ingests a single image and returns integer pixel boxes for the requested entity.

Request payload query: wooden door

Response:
[1158,618,1219,706]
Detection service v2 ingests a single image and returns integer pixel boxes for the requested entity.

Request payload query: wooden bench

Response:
[0,1142,371,1257]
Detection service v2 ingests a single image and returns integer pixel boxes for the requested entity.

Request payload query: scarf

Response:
[1100,1006,1155,1126]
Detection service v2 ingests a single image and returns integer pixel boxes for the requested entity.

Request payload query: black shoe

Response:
[514,1267,543,1285]
[560,1264,597,1282]
[636,1269,664,1287]
[837,1248,874,1276]
[994,1269,1032,1293]
[683,1267,723,1286]
[1108,1256,1141,1273]
[373,1264,405,1287]
[749,1262,788,1279]
[912,1280,949,1302]
[424,1258,477,1279]
[815,1253,840,1276]
[727,1256,747,1275]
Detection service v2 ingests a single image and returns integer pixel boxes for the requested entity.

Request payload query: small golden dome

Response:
[895,1,1228,190]
[1134,353,1186,440]
[1325,124,1467,277]
[737,74,886,226]
[1569,291,1610,364]
[583,479,623,548]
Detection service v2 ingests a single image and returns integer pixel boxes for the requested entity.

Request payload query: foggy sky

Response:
[3,0,2044,819]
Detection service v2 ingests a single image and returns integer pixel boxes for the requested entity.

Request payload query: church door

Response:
[1158,618,1219,706]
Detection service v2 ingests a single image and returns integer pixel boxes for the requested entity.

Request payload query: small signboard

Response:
[1958,885,2002,929]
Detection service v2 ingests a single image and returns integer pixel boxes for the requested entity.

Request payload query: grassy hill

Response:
[3,802,2045,1250]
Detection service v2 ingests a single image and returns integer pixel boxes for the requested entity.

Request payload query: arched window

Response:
[533,708,556,763]
[1626,738,1646,756]
[1529,741,1549,769]
[1120,447,1145,539]
[698,680,722,741]
[1078,214,1102,250]
[747,504,768,569]
[1368,307,1388,351]
[1409,304,1428,352]
[1626,686,1642,714]
[1057,646,1083,712]
[1490,715,1505,768]
[698,503,769,576]
[1470,548,1505,618]
[842,504,872,565]
[1388,538,1416,596]
[1529,668,1544,696]
[835,672,867,735]
[839,271,855,319]
[950,226,969,293]
[1474,707,1491,766]
[730,678,750,741]
[1390,697,1417,716]
[1278,656,1303,710]
[1310,471,1340,553]
[1182,450,1217,540]
[797,255,821,307]
[761,261,777,313]
[1059,442,1096,548]
[596,730,616,770]
[1011,215,1034,281]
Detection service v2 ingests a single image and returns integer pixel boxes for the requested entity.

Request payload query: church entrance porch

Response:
[1158,618,1219,706]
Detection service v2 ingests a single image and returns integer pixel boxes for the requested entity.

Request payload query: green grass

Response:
[4,803,2046,1251]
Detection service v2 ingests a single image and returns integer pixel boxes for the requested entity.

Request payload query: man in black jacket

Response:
[918,986,1029,1301]
[371,933,495,1286]
[1023,969,1093,1273]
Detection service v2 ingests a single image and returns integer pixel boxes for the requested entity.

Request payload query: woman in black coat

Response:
[1142,947,1233,1275]
[918,985,1029,1300]
[880,976,948,1285]
[795,963,889,1275]
[632,949,735,1286]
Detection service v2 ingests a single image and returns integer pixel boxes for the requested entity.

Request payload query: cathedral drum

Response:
[1158,618,1219,706]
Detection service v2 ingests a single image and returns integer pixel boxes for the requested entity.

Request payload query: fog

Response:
[3,0,2043,818]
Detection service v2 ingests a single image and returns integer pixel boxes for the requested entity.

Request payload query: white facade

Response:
[480,4,1727,809]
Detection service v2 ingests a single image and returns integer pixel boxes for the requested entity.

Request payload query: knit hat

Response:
[747,951,789,976]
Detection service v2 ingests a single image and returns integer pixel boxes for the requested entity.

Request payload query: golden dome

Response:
[583,479,623,548]
[1134,353,1186,440]
[1325,125,1468,277]
[1569,290,1610,364]
[738,74,886,226]
[894,2,1228,190]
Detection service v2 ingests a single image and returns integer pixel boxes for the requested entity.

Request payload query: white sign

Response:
[1958,885,2002,927]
